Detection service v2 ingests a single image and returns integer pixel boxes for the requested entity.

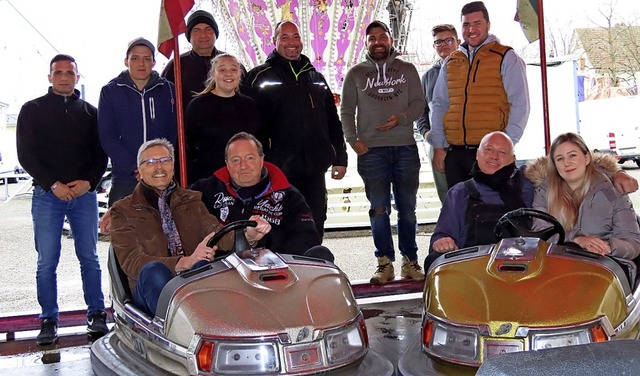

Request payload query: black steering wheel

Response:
[206,220,258,260]
[494,208,565,244]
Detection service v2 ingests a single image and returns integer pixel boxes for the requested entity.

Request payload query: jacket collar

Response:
[113,70,163,90]
[46,87,81,103]
[213,162,291,199]
[266,49,314,69]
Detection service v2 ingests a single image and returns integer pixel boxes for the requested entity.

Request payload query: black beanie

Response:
[186,10,219,42]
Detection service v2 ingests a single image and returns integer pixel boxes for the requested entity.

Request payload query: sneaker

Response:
[401,256,425,281]
[36,318,58,346]
[87,311,109,337]
[370,256,395,285]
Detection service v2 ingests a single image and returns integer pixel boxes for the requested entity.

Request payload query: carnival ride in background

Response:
[210,0,414,93]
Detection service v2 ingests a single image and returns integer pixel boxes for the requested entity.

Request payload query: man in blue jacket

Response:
[98,37,177,205]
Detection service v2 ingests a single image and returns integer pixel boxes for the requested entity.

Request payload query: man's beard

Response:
[369,45,389,60]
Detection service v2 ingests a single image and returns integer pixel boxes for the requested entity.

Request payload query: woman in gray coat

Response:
[529,132,640,260]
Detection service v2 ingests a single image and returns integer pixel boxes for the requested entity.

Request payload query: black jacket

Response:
[190,162,321,255]
[241,51,347,178]
[17,88,107,190]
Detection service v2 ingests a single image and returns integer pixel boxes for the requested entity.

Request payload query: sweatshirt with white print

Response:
[340,48,425,148]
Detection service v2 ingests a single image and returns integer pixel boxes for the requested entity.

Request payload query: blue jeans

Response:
[135,260,209,316]
[32,186,104,321]
[134,261,174,316]
[357,145,420,261]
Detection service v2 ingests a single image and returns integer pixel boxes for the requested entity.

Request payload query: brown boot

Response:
[370,256,395,285]
[401,256,425,281]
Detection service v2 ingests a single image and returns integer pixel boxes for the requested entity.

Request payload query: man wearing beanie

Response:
[161,10,225,110]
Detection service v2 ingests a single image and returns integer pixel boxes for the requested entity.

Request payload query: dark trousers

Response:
[423,251,444,273]
[444,146,478,189]
[108,179,138,207]
[288,174,327,240]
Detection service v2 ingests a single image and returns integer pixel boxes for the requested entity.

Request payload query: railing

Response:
[0,172,31,203]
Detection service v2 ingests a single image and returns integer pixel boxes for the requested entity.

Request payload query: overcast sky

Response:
[0,0,637,115]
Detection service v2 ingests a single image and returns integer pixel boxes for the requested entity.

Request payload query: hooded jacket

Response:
[443,41,510,145]
[241,51,347,178]
[190,162,321,255]
[17,88,108,190]
[429,34,529,149]
[341,48,425,148]
[526,156,640,259]
[98,71,177,183]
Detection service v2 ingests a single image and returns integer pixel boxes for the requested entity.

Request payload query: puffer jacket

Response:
[443,41,510,145]
[526,155,640,259]
[110,183,231,293]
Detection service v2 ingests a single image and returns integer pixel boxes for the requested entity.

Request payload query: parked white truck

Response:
[578,95,640,166]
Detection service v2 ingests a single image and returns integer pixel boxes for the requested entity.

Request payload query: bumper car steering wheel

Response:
[494,208,565,244]
[206,219,258,261]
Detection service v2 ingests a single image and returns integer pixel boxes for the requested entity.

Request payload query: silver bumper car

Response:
[91,220,393,375]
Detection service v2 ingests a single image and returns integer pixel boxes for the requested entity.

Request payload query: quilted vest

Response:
[444,42,511,146]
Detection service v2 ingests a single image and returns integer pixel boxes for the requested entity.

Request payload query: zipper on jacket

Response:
[462,62,474,145]
[472,61,481,83]
[140,94,147,141]
[149,97,156,120]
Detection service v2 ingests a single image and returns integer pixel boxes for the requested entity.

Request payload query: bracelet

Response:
[51,182,58,190]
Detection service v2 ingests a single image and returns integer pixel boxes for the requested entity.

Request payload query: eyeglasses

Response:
[434,37,456,47]
[141,156,173,167]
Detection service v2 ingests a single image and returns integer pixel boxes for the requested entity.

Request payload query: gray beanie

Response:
[186,10,219,42]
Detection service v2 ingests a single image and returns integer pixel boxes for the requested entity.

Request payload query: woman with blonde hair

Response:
[185,53,261,184]
[530,132,640,259]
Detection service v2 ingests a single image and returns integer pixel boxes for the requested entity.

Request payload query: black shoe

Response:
[36,318,58,346]
[87,311,109,337]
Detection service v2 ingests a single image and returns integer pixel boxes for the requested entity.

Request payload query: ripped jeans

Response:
[357,145,420,261]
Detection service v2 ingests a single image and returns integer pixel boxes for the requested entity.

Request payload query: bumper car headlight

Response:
[213,342,279,374]
[531,329,591,350]
[324,318,367,365]
[423,319,479,364]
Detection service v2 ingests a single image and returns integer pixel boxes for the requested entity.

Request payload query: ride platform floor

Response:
[0,294,427,375]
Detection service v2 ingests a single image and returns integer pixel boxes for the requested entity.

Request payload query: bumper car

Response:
[398,208,640,375]
[91,220,394,375]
